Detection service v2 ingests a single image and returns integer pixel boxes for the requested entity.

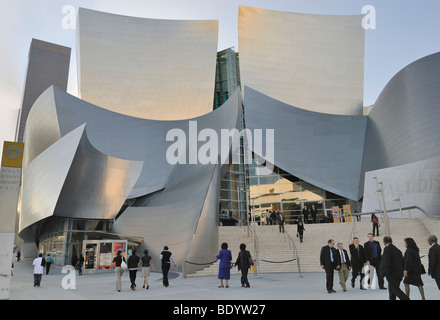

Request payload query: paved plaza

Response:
[9,258,440,301]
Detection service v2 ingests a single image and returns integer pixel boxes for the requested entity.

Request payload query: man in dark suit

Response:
[364,233,386,289]
[302,205,310,224]
[428,235,440,290]
[310,205,318,223]
[349,237,366,290]
[380,236,409,300]
[320,239,340,293]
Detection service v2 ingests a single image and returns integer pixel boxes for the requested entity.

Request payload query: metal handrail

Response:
[348,206,427,244]
[283,228,303,278]
[246,222,261,277]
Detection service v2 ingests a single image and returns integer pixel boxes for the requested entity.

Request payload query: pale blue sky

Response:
[0,0,439,149]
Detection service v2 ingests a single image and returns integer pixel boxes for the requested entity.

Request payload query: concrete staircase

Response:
[187,218,432,277]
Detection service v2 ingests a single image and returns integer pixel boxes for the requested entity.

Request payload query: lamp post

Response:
[394,198,406,239]
[377,182,390,236]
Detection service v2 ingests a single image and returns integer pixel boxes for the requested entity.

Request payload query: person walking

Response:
[336,242,351,292]
[320,239,340,293]
[45,254,52,275]
[403,238,425,299]
[216,242,232,288]
[32,253,44,287]
[380,236,409,300]
[16,250,21,262]
[127,250,140,291]
[235,243,253,288]
[160,246,176,287]
[112,249,126,292]
[364,233,386,289]
[371,213,380,236]
[76,254,85,276]
[302,205,310,224]
[270,210,277,226]
[297,219,305,243]
[428,235,440,290]
[349,237,366,290]
[310,205,318,223]
[277,209,285,233]
[141,249,154,290]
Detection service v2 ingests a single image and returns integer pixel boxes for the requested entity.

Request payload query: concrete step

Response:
[187,218,432,276]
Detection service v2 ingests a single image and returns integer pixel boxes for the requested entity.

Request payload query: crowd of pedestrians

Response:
[320,233,440,300]
[21,229,440,300]
[111,245,174,292]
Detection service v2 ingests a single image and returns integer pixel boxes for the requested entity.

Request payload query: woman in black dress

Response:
[403,237,425,300]
[235,243,253,288]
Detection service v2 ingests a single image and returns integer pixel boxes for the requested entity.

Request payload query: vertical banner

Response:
[343,204,352,222]
[0,141,24,300]
[332,206,340,223]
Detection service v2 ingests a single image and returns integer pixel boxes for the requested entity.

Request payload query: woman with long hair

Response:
[403,237,425,299]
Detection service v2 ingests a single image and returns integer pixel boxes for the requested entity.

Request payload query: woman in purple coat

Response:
[216,242,232,288]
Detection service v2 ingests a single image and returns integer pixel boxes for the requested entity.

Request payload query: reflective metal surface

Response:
[238,5,364,115]
[360,52,440,218]
[77,8,218,120]
[243,86,367,201]
[20,85,242,270]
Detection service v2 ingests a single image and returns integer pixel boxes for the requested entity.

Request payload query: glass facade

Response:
[214,47,240,109]
[247,159,359,224]
[38,216,135,267]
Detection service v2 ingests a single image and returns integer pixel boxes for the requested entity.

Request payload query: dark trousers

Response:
[386,275,409,300]
[279,221,285,233]
[373,224,379,236]
[240,268,250,287]
[162,264,170,286]
[325,267,334,292]
[129,269,137,288]
[351,263,365,288]
[33,273,42,287]
[46,263,51,275]
[370,258,385,288]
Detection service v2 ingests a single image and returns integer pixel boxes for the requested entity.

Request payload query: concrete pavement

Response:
[9,258,440,300]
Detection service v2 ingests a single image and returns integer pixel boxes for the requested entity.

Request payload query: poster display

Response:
[343,204,352,222]
[85,243,97,270]
[332,206,340,223]
[99,242,112,269]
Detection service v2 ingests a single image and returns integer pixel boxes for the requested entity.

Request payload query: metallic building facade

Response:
[15,39,71,142]
[238,6,365,116]
[77,8,218,121]
[16,6,440,272]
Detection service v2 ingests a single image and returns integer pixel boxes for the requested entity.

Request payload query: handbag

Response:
[248,252,254,266]
[120,258,127,270]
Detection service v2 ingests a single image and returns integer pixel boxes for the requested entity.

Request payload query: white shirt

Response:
[33,257,44,274]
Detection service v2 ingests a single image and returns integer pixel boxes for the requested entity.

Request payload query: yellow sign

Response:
[332,206,340,223]
[343,204,352,222]
[1,141,24,168]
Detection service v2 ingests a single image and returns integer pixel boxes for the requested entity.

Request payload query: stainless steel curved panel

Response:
[20,86,242,270]
[22,86,61,169]
[244,86,367,200]
[239,5,364,116]
[77,8,218,120]
[19,123,143,234]
[361,53,440,190]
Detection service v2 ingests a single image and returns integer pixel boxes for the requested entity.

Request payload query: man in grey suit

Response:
[380,236,409,300]
[428,235,440,290]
